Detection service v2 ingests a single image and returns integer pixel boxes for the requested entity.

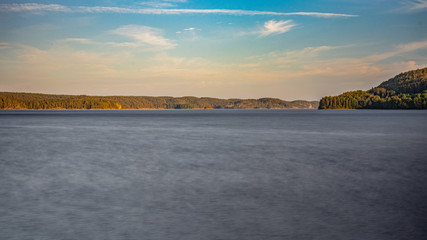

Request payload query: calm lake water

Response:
[1,109,427,240]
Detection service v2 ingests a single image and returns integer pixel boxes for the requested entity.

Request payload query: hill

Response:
[377,68,427,94]
[0,92,319,110]
[319,68,427,109]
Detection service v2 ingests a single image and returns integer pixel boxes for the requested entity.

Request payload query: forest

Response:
[319,68,427,109]
[0,92,318,110]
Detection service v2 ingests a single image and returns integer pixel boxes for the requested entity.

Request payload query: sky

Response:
[0,0,426,100]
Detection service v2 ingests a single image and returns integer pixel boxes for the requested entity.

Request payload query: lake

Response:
[1,109,426,240]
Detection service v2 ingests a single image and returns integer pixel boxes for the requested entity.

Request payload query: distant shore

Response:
[0,108,317,111]
[0,92,319,110]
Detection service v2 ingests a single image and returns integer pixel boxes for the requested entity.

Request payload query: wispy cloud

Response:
[244,45,344,67]
[259,20,296,37]
[66,8,361,18]
[0,42,11,49]
[283,12,357,17]
[138,0,188,8]
[406,0,427,11]
[246,41,427,72]
[0,3,358,18]
[59,38,95,44]
[138,2,176,8]
[396,0,427,12]
[367,40,427,61]
[0,3,70,12]
[111,25,176,49]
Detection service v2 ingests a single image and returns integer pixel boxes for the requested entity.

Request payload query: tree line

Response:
[0,92,318,110]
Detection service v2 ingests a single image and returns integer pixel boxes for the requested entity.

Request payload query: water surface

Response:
[1,109,426,240]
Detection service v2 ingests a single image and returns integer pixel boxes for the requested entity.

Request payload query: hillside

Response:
[319,68,427,109]
[0,92,319,110]
[377,68,427,94]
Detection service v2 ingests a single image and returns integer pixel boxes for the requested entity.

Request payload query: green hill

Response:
[377,68,427,94]
[0,92,318,110]
[319,68,427,109]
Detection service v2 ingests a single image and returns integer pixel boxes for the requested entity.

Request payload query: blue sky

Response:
[0,0,426,100]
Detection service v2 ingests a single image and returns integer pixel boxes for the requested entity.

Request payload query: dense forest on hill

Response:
[319,68,427,109]
[0,92,318,110]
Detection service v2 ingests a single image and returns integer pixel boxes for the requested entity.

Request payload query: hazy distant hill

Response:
[319,68,427,109]
[0,92,318,110]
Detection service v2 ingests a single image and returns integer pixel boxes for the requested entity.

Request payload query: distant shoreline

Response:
[0,107,317,111]
[0,92,319,110]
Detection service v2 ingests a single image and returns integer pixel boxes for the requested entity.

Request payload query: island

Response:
[319,68,427,109]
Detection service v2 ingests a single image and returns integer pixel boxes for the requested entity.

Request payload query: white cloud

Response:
[0,3,358,18]
[283,12,357,17]
[111,25,176,49]
[177,27,201,42]
[138,2,176,8]
[59,38,95,44]
[0,3,70,12]
[138,0,188,8]
[80,8,359,18]
[259,20,296,37]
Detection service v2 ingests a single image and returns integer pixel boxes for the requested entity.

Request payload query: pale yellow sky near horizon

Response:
[1,1,427,100]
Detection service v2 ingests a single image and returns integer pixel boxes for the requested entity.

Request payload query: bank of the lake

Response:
[0,92,318,110]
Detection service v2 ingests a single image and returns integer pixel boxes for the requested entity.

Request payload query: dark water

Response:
[1,109,427,240]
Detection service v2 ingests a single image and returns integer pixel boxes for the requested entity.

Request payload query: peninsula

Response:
[319,68,427,109]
